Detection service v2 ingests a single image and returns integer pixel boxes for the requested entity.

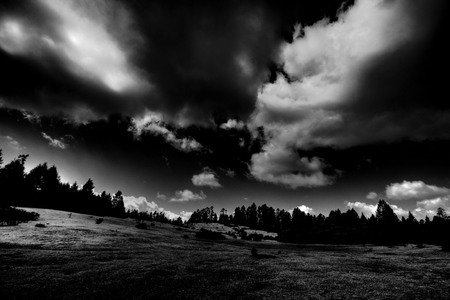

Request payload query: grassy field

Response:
[1,208,449,299]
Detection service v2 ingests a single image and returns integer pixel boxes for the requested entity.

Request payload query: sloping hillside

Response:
[1,208,449,299]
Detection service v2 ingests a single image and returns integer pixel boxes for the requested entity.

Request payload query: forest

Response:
[188,202,450,248]
[0,150,177,225]
[1,149,449,248]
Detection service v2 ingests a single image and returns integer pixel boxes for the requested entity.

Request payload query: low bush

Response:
[35,223,46,228]
[136,222,147,229]
[195,228,225,240]
[95,218,104,224]
[248,233,263,242]
[442,240,450,252]
[0,207,39,226]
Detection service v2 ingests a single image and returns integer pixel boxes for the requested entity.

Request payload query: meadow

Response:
[1,208,449,299]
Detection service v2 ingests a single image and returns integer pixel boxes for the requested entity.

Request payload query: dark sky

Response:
[1,0,449,220]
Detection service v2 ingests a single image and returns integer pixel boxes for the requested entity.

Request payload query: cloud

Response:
[366,192,379,200]
[220,119,245,130]
[1,135,26,151]
[386,181,450,201]
[413,196,450,220]
[123,195,160,213]
[346,201,377,218]
[169,190,207,202]
[192,171,222,189]
[390,204,409,219]
[290,205,315,215]
[359,180,450,219]
[249,0,449,188]
[123,195,192,221]
[42,132,68,149]
[131,112,203,152]
[348,200,411,219]
[163,210,193,222]
[250,143,333,188]
[156,192,167,201]
[0,0,152,119]
[0,0,145,93]
[0,0,289,124]
[39,0,147,93]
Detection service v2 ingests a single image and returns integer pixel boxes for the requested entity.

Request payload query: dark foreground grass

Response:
[1,208,449,299]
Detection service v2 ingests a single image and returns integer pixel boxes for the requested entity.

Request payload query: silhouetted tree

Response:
[1,154,28,207]
[246,203,258,228]
[82,178,95,195]
[111,190,125,218]
[375,200,399,225]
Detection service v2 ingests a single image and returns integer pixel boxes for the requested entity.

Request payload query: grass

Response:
[1,208,449,299]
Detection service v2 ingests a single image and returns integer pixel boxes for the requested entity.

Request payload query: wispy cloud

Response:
[42,132,68,149]
[0,0,147,93]
[1,135,26,151]
[366,192,379,200]
[250,143,333,188]
[131,111,203,152]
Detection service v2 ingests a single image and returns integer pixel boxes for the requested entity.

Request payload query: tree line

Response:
[190,202,450,247]
[2,149,449,247]
[0,149,126,217]
[0,149,184,225]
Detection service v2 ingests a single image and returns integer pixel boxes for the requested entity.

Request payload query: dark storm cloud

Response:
[127,0,354,124]
[0,0,148,120]
[0,0,352,124]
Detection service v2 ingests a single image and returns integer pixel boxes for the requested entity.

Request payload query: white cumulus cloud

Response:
[192,171,222,188]
[290,205,315,215]
[123,195,160,213]
[220,119,245,130]
[169,190,207,202]
[366,192,379,200]
[123,195,192,222]
[249,0,434,189]
[386,180,450,201]
[346,201,377,218]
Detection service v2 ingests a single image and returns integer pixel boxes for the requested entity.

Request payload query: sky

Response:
[1,0,450,221]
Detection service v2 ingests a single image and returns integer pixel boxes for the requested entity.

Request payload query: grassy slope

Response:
[1,208,449,299]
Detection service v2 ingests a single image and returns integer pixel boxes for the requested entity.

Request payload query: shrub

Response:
[195,228,226,240]
[35,223,46,228]
[0,207,39,226]
[442,240,450,252]
[135,222,147,229]
[95,218,104,224]
[248,233,263,242]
